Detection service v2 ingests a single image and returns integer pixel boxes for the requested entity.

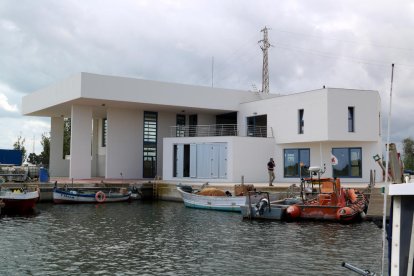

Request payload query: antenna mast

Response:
[259,26,271,94]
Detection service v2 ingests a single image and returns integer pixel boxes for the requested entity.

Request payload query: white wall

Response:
[163,136,275,183]
[49,117,69,177]
[238,88,380,144]
[106,107,142,179]
[69,105,92,179]
[231,137,276,182]
[239,90,329,142]
[327,89,381,141]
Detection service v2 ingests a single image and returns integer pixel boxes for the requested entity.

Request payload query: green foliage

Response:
[40,133,50,165]
[24,133,50,165]
[13,135,27,163]
[403,137,414,170]
[63,118,71,158]
[27,152,40,165]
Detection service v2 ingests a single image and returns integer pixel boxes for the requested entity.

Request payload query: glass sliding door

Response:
[332,147,362,178]
[283,148,310,178]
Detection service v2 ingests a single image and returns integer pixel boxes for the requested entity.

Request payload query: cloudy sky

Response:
[1,0,413,154]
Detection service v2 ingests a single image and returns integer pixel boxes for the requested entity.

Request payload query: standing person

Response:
[267,158,275,186]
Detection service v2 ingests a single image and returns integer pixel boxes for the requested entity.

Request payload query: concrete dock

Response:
[1,179,391,222]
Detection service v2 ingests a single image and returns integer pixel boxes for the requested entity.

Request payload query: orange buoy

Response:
[286,205,301,219]
[336,207,356,222]
[95,191,106,203]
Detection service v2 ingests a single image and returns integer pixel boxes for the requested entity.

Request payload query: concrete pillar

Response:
[50,117,69,177]
[70,105,92,179]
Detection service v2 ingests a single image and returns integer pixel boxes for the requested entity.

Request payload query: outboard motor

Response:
[255,197,269,215]
[341,262,376,275]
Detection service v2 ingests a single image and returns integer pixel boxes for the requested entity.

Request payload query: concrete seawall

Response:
[2,181,389,221]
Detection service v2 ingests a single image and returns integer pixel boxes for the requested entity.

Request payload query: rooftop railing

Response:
[169,124,273,138]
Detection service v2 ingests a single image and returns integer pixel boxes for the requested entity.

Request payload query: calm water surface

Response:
[0,201,386,275]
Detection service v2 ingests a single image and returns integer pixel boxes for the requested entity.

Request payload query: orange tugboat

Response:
[286,167,368,223]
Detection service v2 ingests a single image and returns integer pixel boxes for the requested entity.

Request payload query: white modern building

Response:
[22,72,382,183]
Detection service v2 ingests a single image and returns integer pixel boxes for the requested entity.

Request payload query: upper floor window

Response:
[102,118,107,147]
[348,107,355,132]
[298,109,304,134]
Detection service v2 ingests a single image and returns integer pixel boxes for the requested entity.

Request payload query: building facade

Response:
[22,72,382,183]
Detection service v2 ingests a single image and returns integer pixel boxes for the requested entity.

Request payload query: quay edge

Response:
[2,181,389,222]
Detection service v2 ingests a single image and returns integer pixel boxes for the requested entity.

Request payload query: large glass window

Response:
[246,115,267,137]
[332,148,362,178]
[143,111,157,178]
[284,148,310,178]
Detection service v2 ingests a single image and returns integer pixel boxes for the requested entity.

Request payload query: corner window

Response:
[332,148,362,178]
[284,148,310,178]
[298,109,304,134]
[102,118,107,147]
[348,107,354,132]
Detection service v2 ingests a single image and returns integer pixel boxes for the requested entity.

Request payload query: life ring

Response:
[95,191,106,203]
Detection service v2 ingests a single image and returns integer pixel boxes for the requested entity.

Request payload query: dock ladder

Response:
[153,176,161,199]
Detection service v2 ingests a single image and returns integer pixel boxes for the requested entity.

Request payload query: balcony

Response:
[169,124,273,138]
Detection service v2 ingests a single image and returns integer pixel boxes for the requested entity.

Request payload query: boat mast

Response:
[381,63,394,275]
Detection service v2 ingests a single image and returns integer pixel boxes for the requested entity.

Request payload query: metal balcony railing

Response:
[169,124,273,138]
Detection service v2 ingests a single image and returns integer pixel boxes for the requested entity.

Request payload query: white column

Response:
[50,117,69,177]
[70,105,92,179]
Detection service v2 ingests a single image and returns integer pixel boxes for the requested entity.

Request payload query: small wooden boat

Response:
[240,191,302,220]
[285,176,368,222]
[53,187,131,204]
[0,187,40,214]
[177,185,247,212]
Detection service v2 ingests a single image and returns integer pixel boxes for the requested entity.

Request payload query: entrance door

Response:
[143,156,156,178]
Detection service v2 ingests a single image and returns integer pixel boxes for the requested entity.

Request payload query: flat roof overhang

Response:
[22,72,258,118]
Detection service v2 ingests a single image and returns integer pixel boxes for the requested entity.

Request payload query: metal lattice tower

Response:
[259,26,271,94]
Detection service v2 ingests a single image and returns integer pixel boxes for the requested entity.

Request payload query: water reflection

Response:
[0,201,385,275]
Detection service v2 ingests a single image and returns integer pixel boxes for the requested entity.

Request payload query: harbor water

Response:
[0,201,386,275]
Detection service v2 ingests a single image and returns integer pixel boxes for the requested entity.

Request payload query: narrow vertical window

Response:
[298,109,304,134]
[379,112,381,136]
[102,118,107,147]
[143,111,157,178]
[348,107,354,132]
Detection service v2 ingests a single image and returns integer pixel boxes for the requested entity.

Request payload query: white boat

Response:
[177,185,247,212]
